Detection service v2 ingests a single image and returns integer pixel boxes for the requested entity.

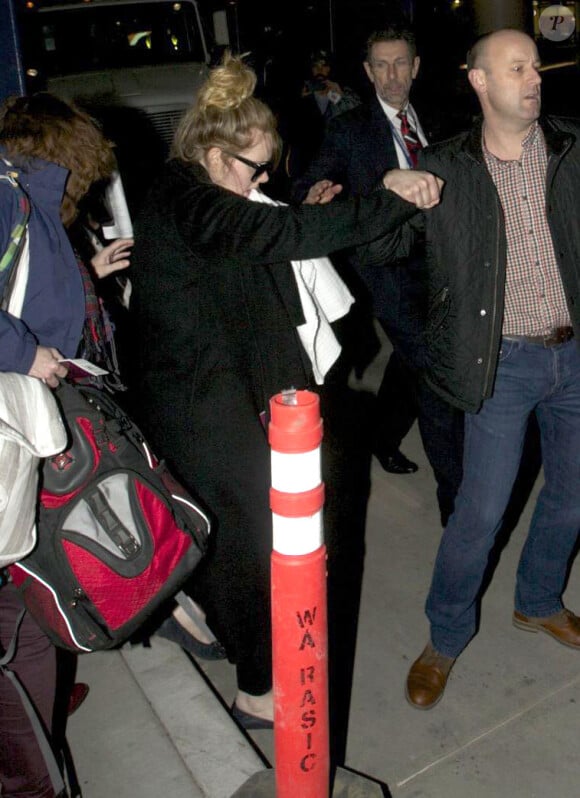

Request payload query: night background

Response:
[13,0,580,129]
[213,1,476,112]
[204,0,579,130]
[10,0,580,206]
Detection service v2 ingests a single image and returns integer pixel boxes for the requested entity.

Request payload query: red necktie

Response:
[398,110,422,168]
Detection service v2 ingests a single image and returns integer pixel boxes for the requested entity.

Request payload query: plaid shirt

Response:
[484,122,570,336]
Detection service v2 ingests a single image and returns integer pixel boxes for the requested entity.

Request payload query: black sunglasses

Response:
[223,150,273,182]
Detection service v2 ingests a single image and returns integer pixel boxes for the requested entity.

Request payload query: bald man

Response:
[384,29,580,709]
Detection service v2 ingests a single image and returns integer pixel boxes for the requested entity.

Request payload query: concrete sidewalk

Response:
[67,639,266,798]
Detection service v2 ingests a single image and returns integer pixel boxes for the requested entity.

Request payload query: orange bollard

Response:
[269,389,329,798]
[232,389,383,798]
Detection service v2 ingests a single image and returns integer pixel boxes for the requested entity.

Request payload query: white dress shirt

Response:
[376,96,428,169]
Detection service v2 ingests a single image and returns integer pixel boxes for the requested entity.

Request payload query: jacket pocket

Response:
[426,286,450,337]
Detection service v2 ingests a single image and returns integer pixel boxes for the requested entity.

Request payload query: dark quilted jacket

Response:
[412,115,580,413]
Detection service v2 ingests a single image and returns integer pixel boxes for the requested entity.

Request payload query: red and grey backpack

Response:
[9,376,210,653]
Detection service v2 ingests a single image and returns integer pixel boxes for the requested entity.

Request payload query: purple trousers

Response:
[0,583,58,798]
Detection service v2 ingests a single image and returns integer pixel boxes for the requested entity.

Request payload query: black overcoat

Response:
[129,159,416,692]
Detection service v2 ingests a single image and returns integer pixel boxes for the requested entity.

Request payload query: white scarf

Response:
[249,189,354,384]
[0,373,66,567]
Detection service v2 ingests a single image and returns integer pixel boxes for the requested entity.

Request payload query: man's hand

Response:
[28,346,68,388]
[324,80,342,99]
[303,179,343,205]
[383,169,443,209]
[91,238,133,279]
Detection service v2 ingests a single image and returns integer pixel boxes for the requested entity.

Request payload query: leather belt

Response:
[503,326,574,348]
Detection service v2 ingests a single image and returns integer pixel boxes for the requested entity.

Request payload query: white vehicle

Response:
[20,0,217,146]
[19,0,227,209]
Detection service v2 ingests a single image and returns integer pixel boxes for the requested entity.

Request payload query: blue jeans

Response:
[426,337,580,658]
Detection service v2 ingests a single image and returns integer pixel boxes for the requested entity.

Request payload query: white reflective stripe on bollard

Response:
[270,449,321,493]
[272,511,323,555]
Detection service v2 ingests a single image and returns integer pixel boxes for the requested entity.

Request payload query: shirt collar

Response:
[482,120,541,165]
[377,95,413,124]
[522,120,541,150]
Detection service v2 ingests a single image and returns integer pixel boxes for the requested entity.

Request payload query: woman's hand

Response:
[383,169,443,210]
[91,238,134,279]
[28,346,68,388]
[303,180,343,205]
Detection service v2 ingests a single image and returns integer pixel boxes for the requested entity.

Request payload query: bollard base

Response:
[231,766,386,796]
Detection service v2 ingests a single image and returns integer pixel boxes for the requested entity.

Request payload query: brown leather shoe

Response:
[405,643,455,710]
[513,608,580,649]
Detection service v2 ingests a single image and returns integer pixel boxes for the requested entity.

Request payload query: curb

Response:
[121,637,266,798]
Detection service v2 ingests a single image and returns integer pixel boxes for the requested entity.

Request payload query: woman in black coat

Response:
[128,53,440,727]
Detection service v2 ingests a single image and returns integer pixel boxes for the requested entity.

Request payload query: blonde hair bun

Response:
[197,52,256,113]
[172,49,280,166]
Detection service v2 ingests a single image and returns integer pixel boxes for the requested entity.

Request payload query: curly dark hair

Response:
[0,93,115,226]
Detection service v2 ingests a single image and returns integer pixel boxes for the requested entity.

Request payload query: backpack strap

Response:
[0,160,31,309]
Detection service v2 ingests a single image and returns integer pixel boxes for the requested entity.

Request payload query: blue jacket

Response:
[0,157,85,374]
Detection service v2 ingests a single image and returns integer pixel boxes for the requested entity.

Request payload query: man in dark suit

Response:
[292,25,462,522]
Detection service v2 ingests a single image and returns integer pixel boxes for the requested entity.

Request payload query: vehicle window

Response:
[24,1,206,76]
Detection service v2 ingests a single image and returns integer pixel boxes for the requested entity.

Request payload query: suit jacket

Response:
[291,95,427,352]
[292,95,400,199]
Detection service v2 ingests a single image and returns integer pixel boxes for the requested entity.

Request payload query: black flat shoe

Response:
[156,616,227,661]
[376,449,418,474]
[231,703,274,730]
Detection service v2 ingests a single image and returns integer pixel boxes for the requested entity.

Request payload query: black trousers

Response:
[375,317,464,526]
[417,381,464,526]
[373,262,426,457]
[374,346,418,456]
[182,372,274,697]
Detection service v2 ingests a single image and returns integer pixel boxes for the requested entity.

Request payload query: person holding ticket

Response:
[0,91,130,798]
[0,94,132,387]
